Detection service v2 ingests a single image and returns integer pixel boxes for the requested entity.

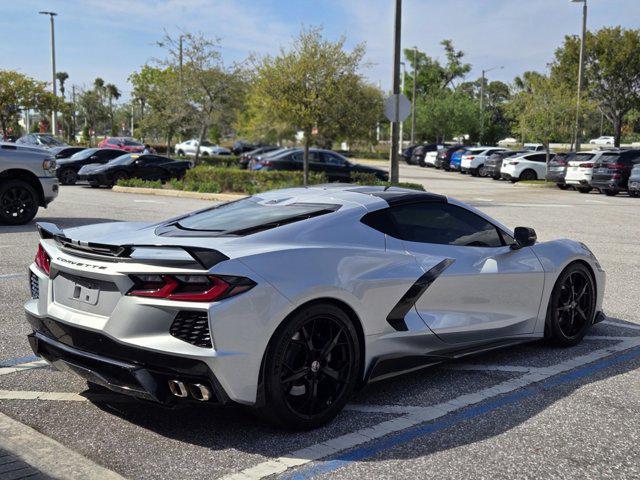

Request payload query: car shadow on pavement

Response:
[0,217,123,235]
[83,318,640,465]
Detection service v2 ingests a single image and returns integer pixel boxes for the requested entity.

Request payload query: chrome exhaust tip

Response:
[188,383,212,401]
[168,380,188,398]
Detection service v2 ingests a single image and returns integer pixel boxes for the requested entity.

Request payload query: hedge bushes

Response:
[117,167,425,194]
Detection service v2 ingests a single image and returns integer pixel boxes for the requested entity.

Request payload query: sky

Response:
[2,0,639,100]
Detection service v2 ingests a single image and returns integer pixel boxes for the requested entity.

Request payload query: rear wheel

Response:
[478,165,487,177]
[0,180,39,225]
[557,183,569,190]
[257,303,360,430]
[545,263,596,347]
[177,149,185,156]
[603,189,617,196]
[519,169,537,181]
[629,190,640,198]
[577,186,592,194]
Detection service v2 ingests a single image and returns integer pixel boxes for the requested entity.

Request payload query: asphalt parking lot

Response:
[1,164,639,479]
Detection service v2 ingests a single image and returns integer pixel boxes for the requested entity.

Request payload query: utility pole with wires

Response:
[39,11,58,135]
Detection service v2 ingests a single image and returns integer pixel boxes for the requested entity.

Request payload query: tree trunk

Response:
[195,123,207,165]
[613,117,622,148]
[303,132,311,187]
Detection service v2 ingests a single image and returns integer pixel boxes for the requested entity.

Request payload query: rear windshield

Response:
[176,197,339,234]
[568,153,595,162]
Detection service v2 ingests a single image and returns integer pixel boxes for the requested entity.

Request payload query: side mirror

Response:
[90,155,98,160]
[511,227,537,250]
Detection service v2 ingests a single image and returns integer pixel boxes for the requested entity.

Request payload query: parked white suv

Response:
[175,139,231,157]
[565,150,618,193]
[460,147,509,176]
[0,143,58,224]
[500,151,549,182]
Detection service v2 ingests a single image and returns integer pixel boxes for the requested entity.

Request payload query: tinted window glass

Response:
[322,153,347,165]
[387,203,503,247]
[71,148,99,159]
[108,154,134,165]
[177,198,337,233]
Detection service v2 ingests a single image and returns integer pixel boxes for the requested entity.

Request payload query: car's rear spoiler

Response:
[36,222,228,270]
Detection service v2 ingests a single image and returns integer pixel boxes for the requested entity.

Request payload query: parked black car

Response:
[50,146,86,160]
[238,145,281,169]
[77,153,191,188]
[434,146,465,169]
[410,144,439,167]
[56,148,125,185]
[401,145,419,164]
[484,150,530,180]
[628,164,640,197]
[591,149,640,196]
[232,140,258,155]
[250,148,388,182]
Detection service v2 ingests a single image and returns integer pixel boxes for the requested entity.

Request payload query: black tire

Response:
[519,169,537,181]
[629,190,640,198]
[603,189,617,196]
[0,180,39,225]
[59,168,78,186]
[478,165,487,177]
[256,303,361,430]
[201,151,210,157]
[89,183,100,188]
[110,171,128,187]
[177,149,185,156]
[557,183,569,190]
[577,186,591,194]
[545,263,596,347]
[492,175,501,180]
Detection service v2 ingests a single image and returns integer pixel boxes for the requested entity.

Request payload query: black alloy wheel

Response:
[0,180,39,225]
[546,263,596,346]
[258,303,360,430]
[59,168,78,185]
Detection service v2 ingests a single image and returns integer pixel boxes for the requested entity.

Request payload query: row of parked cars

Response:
[403,143,640,197]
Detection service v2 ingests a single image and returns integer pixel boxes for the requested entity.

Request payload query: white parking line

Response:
[220,336,640,480]
[0,359,48,376]
[0,411,125,479]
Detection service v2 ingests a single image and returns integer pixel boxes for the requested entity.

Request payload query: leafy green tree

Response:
[509,75,575,163]
[156,33,245,162]
[0,70,59,138]
[251,27,369,184]
[105,83,121,135]
[551,27,640,146]
[414,90,479,143]
[77,88,108,144]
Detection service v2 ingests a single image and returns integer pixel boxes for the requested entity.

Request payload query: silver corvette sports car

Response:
[25,185,605,429]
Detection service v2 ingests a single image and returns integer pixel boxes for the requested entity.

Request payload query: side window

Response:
[322,153,346,166]
[369,203,504,248]
[529,154,546,163]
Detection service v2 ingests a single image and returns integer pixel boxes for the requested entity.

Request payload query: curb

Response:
[112,186,246,201]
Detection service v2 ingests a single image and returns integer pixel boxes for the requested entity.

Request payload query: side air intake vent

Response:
[170,311,212,348]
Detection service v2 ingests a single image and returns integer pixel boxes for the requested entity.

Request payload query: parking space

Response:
[1,168,639,479]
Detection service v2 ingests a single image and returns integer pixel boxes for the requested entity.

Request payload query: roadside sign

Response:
[384,93,411,122]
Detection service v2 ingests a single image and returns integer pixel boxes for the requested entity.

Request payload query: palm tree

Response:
[56,71,69,99]
[105,83,121,135]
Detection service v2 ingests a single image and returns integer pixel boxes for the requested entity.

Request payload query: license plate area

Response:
[53,272,121,316]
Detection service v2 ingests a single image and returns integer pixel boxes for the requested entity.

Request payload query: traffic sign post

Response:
[384,93,411,123]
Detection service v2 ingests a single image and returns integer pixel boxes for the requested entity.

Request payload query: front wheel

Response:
[545,263,596,347]
[603,189,618,196]
[629,190,640,198]
[0,180,39,225]
[257,303,360,430]
[59,168,78,185]
[577,186,592,194]
[557,183,569,190]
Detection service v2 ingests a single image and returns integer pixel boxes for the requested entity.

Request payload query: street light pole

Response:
[572,0,588,152]
[39,11,58,135]
[389,0,402,184]
[410,46,417,145]
[399,62,406,153]
[478,65,503,145]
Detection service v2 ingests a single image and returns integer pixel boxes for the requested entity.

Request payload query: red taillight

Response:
[607,163,624,170]
[511,161,519,165]
[35,244,51,276]
[262,161,273,167]
[127,274,255,302]
[467,156,475,160]
[581,163,594,168]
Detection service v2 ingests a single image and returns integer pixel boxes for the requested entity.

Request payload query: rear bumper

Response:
[26,313,231,405]
[546,172,565,183]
